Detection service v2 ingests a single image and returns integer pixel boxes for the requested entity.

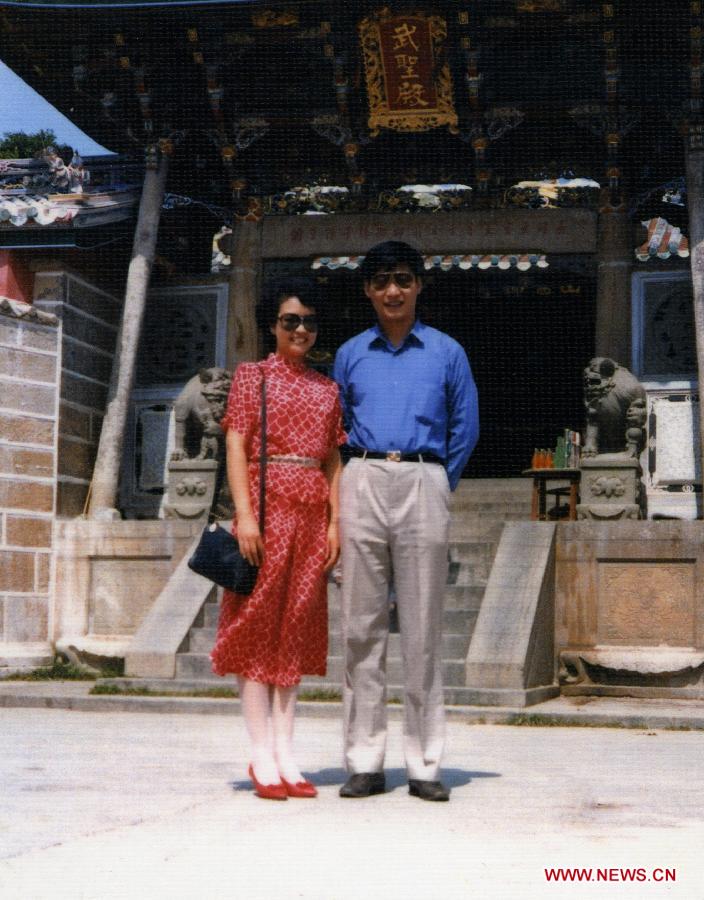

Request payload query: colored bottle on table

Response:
[554,435,566,468]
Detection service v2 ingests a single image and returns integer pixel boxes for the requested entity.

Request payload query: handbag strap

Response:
[258,365,267,536]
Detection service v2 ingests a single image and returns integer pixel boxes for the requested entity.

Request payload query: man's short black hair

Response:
[360,241,425,282]
[256,276,320,329]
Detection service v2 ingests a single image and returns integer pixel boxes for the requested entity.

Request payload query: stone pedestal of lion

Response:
[163,458,219,521]
[577,357,646,520]
[577,456,641,520]
[163,367,233,521]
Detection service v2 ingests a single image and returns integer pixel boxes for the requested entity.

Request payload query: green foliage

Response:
[298,688,342,702]
[504,713,633,729]
[97,658,124,678]
[90,684,237,699]
[91,684,152,696]
[4,656,97,681]
[0,129,70,159]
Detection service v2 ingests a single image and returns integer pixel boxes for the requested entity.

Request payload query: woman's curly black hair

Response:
[256,276,321,330]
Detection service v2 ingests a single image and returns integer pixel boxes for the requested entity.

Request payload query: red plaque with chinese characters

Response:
[378,17,438,113]
[360,11,457,134]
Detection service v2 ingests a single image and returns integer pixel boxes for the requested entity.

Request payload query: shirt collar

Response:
[368,320,425,351]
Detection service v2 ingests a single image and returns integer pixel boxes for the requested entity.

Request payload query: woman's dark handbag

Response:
[187,369,267,594]
[188,522,259,594]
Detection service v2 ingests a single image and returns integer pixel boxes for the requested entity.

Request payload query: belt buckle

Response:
[386,450,402,462]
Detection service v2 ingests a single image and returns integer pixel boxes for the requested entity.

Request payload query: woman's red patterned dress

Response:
[210,353,346,687]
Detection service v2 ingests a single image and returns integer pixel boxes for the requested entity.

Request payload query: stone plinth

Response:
[163,458,218,521]
[577,456,641,520]
[53,519,203,670]
[556,520,704,699]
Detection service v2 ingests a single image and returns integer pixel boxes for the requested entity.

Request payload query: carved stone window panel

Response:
[632,270,696,385]
[136,284,228,387]
[122,282,228,518]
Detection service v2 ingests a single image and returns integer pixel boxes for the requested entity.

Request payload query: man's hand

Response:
[324,521,340,572]
[236,511,264,566]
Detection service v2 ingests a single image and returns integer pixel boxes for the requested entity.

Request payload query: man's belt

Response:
[348,447,445,465]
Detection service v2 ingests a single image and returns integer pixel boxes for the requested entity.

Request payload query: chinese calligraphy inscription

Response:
[359,12,457,134]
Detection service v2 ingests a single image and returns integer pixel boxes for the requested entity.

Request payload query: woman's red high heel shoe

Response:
[281,777,318,798]
[248,764,287,800]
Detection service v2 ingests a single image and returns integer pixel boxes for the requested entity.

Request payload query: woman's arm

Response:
[226,429,264,566]
[323,446,342,572]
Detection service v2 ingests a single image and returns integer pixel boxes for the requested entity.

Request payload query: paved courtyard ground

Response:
[1,705,703,899]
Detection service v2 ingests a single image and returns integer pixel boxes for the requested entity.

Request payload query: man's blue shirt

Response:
[332,320,479,490]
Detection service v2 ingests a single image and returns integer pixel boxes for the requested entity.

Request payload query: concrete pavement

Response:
[1,702,704,899]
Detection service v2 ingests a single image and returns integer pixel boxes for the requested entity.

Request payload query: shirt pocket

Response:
[414,380,446,427]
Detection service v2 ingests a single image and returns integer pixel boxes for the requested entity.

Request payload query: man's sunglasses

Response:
[277,313,319,332]
[369,271,416,290]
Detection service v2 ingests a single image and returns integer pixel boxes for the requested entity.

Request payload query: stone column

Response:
[88,153,169,518]
[594,207,632,365]
[226,217,263,368]
[685,141,704,485]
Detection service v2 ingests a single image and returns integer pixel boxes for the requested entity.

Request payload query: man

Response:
[333,241,479,802]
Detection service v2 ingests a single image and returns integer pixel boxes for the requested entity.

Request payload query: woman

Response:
[211,277,344,800]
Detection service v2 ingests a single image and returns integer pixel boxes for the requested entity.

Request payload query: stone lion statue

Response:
[582,357,647,459]
[170,367,232,461]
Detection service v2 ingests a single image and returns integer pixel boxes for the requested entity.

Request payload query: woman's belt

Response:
[251,454,322,468]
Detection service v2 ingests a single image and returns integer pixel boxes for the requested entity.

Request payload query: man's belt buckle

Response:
[386,450,402,462]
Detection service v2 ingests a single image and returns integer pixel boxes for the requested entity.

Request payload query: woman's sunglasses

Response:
[369,271,416,290]
[277,313,319,332]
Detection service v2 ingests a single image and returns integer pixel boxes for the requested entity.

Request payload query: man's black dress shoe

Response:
[339,772,386,798]
[408,779,450,802]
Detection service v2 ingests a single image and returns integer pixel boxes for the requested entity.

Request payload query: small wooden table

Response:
[522,468,581,521]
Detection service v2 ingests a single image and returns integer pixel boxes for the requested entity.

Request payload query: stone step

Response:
[324,605,478,635]
[451,501,532,517]
[97,675,492,707]
[187,627,470,659]
[296,678,499,707]
[174,479,526,692]
[443,583,485,610]
[175,653,221,680]
[203,602,221,628]
[309,656,467,687]
[202,600,478,636]
[450,513,528,542]
[99,676,236,695]
[175,652,467,686]
[447,563,487,590]
[451,478,532,504]
[448,541,495,580]
[451,501,531,524]
[328,631,469,658]
[201,579,484,629]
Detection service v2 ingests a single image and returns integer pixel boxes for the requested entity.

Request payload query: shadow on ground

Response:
[230,766,500,792]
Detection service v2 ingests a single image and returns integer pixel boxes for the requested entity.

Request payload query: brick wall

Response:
[33,270,121,517]
[0,298,59,650]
